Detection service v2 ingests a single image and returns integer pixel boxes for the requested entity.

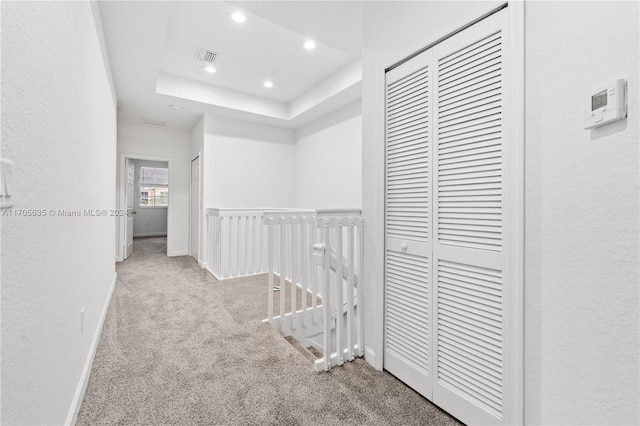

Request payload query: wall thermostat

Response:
[584,78,627,129]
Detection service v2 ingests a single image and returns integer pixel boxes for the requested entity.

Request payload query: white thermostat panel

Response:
[584,78,627,129]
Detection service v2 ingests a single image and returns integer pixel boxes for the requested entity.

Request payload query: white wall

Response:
[1,2,117,424]
[294,102,362,209]
[525,2,639,424]
[190,116,204,160]
[118,123,190,257]
[131,159,168,237]
[362,1,639,425]
[203,115,296,208]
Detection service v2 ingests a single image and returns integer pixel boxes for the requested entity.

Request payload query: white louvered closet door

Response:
[432,8,510,425]
[384,50,434,399]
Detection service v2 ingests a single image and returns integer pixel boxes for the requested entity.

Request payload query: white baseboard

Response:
[65,272,117,426]
[205,265,222,280]
[133,232,167,238]
[205,268,269,281]
[168,250,189,257]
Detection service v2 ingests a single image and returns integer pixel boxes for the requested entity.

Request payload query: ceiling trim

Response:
[155,60,362,129]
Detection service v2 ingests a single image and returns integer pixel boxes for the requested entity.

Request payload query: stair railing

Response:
[263,209,364,372]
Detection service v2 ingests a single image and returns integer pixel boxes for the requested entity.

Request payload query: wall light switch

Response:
[0,158,14,209]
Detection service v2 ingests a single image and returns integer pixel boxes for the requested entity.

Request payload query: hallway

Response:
[77,237,460,425]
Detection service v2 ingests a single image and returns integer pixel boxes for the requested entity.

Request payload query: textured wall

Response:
[525,2,639,424]
[118,123,191,257]
[203,116,296,208]
[1,2,117,423]
[294,102,362,209]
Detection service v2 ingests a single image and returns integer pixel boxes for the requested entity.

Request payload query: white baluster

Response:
[322,220,330,371]
[224,217,230,279]
[300,217,308,327]
[357,218,364,357]
[335,218,344,366]
[267,218,274,324]
[279,219,286,331]
[290,217,297,331]
[347,219,355,361]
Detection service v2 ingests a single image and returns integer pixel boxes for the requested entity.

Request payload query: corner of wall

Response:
[90,1,117,106]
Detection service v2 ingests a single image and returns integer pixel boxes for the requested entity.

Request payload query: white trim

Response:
[65,272,117,426]
[168,250,189,257]
[507,2,525,425]
[118,153,173,260]
[190,153,202,266]
[133,232,167,238]
[366,39,387,372]
[205,265,223,280]
[205,268,272,282]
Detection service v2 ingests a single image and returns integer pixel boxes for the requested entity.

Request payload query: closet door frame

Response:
[375,2,524,424]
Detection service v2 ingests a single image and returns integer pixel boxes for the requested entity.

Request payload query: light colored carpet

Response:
[77,236,461,425]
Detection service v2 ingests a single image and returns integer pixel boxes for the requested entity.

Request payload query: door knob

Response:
[132,211,137,215]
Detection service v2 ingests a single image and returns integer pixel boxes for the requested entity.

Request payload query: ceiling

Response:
[99,1,364,131]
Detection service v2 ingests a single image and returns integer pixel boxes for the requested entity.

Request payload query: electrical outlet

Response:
[80,308,85,333]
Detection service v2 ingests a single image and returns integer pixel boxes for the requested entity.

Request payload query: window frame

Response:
[138,166,169,208]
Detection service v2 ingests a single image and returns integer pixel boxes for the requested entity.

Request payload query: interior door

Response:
[383,49,433,398]
[383,7,513,426]
[191,157,200,261]
[431,9,510,425]
[125,158,134,259]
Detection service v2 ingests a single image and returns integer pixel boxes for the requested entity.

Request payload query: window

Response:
[139,167,168,207]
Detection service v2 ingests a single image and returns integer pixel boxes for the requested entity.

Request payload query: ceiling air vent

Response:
[141,118,165,127]
[195,47,219,63]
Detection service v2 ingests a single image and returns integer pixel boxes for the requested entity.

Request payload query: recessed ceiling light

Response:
[169,104,182,111]
[204,65,217,73]
[303,40,316,50]
[232,11,246,23]
[263,80,274,88]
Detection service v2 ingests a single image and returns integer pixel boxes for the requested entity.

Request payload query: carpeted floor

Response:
[77,236,461,425]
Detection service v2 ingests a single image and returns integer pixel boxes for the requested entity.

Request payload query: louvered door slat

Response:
[385,249,430,367]
[440,74,502,104]
[384,51,433,399]
[439,83,502,112]
[388,68,429,91]
[439,141,500,158]
[439,32,501,69]
[436,24,502,254]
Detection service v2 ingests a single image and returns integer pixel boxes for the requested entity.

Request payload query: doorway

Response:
[382,4,524,426]
[118,154,172,260]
